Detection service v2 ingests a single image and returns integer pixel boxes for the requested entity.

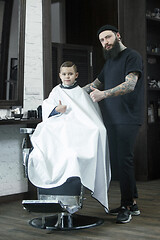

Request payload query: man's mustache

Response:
[104,44,112,49]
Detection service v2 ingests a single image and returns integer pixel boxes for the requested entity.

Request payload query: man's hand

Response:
[90,86,105,102]
[55,100,67,113]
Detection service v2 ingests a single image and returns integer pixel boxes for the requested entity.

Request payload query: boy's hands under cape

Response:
[56,100,67,113]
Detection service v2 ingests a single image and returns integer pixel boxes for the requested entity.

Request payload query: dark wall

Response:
[65,0,118,77]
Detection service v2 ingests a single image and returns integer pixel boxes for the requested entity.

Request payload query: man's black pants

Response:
[106,124,140,207]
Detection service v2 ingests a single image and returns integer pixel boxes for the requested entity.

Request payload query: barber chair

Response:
[20,128,104,231]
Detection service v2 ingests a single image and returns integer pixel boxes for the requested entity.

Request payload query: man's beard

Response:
[103,38,121,61]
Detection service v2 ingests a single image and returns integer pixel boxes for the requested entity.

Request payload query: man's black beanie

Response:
[97,24,119,37]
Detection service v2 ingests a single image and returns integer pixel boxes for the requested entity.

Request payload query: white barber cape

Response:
[28,84,111,210]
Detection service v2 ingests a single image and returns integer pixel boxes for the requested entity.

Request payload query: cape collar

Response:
[60,81,78,89]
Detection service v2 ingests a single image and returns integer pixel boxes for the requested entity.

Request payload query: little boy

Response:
[28,61,111,211]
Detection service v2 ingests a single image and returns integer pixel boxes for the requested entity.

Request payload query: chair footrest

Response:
[22,200,63,213]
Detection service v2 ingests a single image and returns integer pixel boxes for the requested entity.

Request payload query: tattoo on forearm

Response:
[83,78,102,93]
[92,79,102,88]
[83,83,92,93]
[104,72,139,98]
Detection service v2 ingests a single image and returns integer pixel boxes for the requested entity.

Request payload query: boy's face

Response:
[59,66,78,86]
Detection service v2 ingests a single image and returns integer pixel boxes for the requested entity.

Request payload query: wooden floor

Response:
[0,180,160,240]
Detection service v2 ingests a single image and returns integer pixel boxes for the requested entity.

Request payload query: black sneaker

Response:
[109,206,122,216]
[116,206,132,224]
[109,204,140,216]
[130,204,140,216]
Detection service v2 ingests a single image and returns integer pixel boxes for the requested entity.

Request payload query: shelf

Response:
[148,88,160,91]
[148,122,160,126]
[147,52,160,57]
[0,118,41,125]
[146,16,160,22]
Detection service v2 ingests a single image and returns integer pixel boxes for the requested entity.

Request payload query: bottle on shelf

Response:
[148,102,155,123]
[154,8,160,19]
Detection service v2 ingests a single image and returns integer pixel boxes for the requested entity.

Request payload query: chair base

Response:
[29,213,104,231]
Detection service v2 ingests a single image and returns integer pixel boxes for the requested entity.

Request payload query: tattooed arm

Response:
[90,72,139,102]
[83,78,103,94]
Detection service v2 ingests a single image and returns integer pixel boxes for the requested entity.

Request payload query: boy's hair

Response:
[60,61,77,72]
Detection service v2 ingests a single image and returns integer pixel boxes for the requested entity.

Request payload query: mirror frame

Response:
[42,0,52,99]
[0,0,26,108]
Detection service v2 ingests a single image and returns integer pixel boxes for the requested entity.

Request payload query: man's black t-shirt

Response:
[98,48,144,125]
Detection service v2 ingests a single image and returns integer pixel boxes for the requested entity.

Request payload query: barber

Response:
[84,25,144,224]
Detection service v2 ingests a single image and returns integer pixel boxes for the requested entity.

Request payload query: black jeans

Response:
[106,124,140,207]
